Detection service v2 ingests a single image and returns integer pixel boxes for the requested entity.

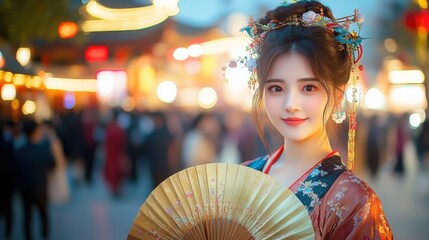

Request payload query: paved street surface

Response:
[4,143,429,240]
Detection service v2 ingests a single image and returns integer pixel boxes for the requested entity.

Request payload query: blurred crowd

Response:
[0,107,271,239]
[1,107,429,239]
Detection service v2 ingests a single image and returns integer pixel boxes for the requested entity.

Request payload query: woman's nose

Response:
[284,90,300,112]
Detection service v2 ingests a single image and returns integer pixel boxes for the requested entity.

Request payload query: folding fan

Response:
[128,163,314,240]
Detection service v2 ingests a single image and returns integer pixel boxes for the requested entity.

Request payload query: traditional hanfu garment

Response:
[243,146,393,240]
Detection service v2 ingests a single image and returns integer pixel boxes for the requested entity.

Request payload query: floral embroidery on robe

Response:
[242,150,393,240]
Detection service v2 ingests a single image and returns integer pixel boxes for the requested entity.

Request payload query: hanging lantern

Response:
[404,10,429,31]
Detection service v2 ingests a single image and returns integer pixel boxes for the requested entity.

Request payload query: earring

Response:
[332,109,346,124]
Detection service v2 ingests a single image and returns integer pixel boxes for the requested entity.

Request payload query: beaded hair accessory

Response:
[225,1,364,169]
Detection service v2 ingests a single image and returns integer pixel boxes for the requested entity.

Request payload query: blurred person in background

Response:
[144,111,174,189]
[365,114,383,178]
[58,110,85,187]
[393,113,409,176]
[81,107,99,185]
[103,109,128,197]
[40,120,70,204]
[0,118,16,240]
[15,119,55,240]
[181,112,225,168]
[125,111,144,183]
[417,118,429,164]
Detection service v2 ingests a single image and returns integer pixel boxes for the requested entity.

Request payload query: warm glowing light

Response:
[32,77,43,89]
[97,74,114,97]
[418,0,428,9]
[86,0,178,19]
[173,48,188,61]
[201,36,249,55]
[384,38,398,53]
[365,88,385,110]
[96,71,128,105]
[3,71,13,82]
[13,74,25,86]
[82,0,179,32]
[16,48,31,66]
[153,0,180,16]
[188,44,203,57]
[22,100,36,115]
[138,64,156,94]
[389,84,426,111]
[58,22,78,38]
[44,77,97,92]
[11,99,19,110]
[81,13,169,32]
[388,69,425,84]
[25,77,33,88]
[384,59,403,70]
[157,81,177,103]
[198,87,217,109]
[1,84,16,100]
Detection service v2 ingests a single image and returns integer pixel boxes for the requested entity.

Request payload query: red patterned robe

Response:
[243,146,393,240]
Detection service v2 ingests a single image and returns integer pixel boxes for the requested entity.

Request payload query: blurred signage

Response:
[85,46,109,62]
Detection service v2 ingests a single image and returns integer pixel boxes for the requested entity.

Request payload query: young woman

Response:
[235,1,393,239]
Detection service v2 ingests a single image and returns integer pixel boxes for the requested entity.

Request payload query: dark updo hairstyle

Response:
[252,0,352,149]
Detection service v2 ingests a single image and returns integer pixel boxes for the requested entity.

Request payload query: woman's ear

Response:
[335,85,346,107]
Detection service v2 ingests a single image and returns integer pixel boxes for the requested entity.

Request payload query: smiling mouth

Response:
[281,118,307,126]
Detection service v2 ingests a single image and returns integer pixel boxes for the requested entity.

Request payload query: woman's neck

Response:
[280,135,333,170]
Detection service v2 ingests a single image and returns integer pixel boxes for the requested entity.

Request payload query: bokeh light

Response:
[157,81,177,103]
[63,92,76,110]
[1,84,16,101]
[173,47,189,61]
[22,100,36,115]
[198,87,217,109]
[187,44,203,57]
[365,88,385,110]
[16,48,31,67]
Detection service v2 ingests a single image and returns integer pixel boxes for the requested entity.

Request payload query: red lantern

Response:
[404,10,429,31]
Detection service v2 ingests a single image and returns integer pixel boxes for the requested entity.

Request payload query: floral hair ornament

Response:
[224,1,365,169]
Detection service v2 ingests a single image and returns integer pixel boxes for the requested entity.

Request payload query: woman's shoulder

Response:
[318,170,392,238]
[334,170,378,199]
[321,170,387,224]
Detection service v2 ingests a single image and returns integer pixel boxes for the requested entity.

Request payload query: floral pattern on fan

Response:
[128,163,314,240]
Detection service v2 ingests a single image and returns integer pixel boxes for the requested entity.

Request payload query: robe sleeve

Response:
[317,171,393,240]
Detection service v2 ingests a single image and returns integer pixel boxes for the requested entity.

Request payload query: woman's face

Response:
[263,53,331,143]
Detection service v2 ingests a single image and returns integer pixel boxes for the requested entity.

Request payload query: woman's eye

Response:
[303,85,316,92]
[268,86,283,92]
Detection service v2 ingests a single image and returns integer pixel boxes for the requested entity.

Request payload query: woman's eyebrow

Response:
[265,77,319,83]
[265,78,285,83]
[298,77,319,82]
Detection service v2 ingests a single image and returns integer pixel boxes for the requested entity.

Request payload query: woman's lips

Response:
[282,118,307,126]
